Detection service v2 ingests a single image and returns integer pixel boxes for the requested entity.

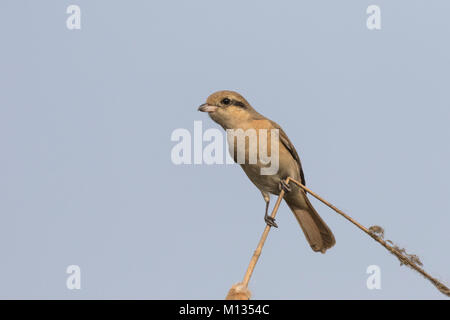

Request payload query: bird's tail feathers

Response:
[285,192,335,253]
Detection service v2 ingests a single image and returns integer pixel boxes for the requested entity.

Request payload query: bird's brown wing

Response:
[267,121,334,253]
[269,121,306,185]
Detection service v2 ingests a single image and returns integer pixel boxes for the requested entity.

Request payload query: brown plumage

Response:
[198,90,335,253]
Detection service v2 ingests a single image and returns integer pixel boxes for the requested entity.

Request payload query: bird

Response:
[198,90,335,253]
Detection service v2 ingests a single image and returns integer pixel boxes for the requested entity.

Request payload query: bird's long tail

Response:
[284,189,335,253]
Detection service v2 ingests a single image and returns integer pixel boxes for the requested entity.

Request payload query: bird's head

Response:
[198,90,260,129]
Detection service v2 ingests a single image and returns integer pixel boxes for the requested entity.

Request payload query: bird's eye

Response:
[221,98,231,105]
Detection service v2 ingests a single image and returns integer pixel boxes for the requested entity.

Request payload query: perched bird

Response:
[198,90,335,253]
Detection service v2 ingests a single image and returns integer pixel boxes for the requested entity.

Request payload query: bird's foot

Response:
[279,180,291,193]
[264,215,278,228]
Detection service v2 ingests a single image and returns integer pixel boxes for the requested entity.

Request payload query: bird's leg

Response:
[262,192,278,228]
[279,179,292,193]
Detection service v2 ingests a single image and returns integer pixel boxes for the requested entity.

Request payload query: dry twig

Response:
[231,177,449,298]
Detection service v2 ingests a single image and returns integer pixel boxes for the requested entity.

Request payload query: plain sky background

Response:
[0,1,449,299]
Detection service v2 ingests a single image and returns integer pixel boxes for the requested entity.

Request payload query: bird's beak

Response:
[198,103,218,113]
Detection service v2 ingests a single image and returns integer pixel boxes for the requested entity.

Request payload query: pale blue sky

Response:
[0,0,449,299]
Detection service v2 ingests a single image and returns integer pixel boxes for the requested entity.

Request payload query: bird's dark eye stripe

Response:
[232,100,246,108]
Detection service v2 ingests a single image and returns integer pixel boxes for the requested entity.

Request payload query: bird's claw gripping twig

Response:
[279,180,291,193]
[264,215,278,228]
